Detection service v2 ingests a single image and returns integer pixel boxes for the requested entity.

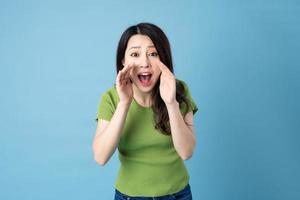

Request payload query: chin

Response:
[138,85,154,93]
[133,82,156,94]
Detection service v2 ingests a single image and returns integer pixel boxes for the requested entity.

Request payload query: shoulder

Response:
[100,85,119,105]
[175,79,190,92]
[175,79,198,114]
[96,85,119,121]
[103,84,118,97]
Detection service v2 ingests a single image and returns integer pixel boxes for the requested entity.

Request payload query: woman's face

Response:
[123,34,162,94]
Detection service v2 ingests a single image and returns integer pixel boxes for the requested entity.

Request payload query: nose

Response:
[138,54,150,68]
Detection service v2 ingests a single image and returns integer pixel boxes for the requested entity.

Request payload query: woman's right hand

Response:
[116,62,135,105]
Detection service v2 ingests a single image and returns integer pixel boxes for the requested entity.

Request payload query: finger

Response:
[119,68,130,83]
[155,59,164,70]
[116,70,123,86]
[118,65,130,82]
[118,72,130,87]
[125,63,135,77]
[122,62,135,72]
[157,64,172,80]
[122,63,135,80]
[122,65,133,77]
[127,66,134,83]
[160,69,174,82]
[120,67,131,81]
[119,65,129,81]
[155,60,169,74]
[118,69,126,82]
[124,70,131,81]
[162,66,174,78]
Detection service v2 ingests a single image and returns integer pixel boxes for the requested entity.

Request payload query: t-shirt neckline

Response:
[133,98,152,110]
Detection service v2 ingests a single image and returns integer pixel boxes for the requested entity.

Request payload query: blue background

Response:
[1,0,299,199]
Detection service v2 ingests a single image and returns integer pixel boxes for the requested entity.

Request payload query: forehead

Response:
[127,34,155,48]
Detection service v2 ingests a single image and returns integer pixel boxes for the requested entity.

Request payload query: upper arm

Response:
[94,90,115,139]
[93,119,110,140]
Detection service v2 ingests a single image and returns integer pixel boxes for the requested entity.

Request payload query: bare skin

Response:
[92,35,196,165]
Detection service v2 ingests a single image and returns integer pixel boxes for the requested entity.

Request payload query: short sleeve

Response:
[178,80,198,115]
[95,92,115,121]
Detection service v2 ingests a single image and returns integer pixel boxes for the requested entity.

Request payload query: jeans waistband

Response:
[115,183,191,199]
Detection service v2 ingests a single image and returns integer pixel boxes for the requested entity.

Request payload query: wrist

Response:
[118,100,132,108]
[165,100,179,110]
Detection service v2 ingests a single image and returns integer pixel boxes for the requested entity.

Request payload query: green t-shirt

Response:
[96,79,198,197]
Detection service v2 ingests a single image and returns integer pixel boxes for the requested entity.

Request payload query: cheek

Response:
[150,61,161,70]
[151,71,161,81]
[124,55,134,64]
[152,66,161,76]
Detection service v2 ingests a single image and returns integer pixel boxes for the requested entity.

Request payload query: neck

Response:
[132,84,153,107]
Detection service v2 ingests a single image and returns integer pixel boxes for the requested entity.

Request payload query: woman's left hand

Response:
[156,60,177,105]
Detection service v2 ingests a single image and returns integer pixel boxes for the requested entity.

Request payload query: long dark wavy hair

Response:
[116,22,190,135]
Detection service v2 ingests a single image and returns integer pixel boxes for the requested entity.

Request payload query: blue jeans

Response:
[114,184,192,200]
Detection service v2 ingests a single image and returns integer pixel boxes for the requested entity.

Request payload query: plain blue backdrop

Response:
[1,0,299,199]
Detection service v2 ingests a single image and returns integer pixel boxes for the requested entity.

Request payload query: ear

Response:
[122,59,125,66]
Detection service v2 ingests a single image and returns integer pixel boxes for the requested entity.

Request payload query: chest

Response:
[118,106,173,152]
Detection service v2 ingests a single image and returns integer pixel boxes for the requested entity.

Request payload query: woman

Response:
[93,22,198,200]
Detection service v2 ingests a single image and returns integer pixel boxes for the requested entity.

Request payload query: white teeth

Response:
[139,72,151,75]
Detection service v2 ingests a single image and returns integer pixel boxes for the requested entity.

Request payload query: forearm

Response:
[166,101,196,160]
[93,102,130,165]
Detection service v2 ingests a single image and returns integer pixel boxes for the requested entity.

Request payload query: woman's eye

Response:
[149,52,158,57]
[130,52,138,57]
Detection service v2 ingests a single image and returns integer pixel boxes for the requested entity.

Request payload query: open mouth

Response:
[138,72,152,86]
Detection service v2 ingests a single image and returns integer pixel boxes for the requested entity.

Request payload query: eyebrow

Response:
[128,45,156,50]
